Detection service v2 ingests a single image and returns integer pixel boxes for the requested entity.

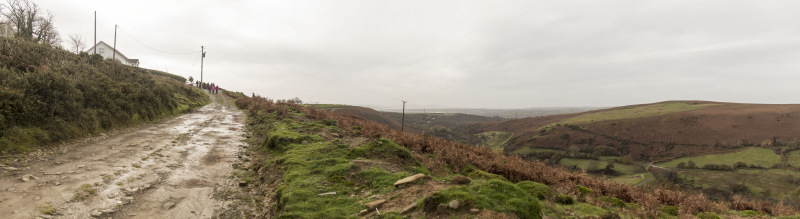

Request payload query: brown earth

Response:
[466,101,800,160]
[0,92,252,218]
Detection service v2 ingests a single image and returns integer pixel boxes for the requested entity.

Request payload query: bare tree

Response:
[67,34,85,53]
[0,0,60,45]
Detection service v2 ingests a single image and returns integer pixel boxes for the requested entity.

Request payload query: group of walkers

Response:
[195,81,220,94]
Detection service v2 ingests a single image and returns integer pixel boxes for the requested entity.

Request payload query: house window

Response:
[99,48,104,54]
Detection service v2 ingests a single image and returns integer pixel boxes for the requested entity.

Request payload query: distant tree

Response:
[677,162,686,169]
[0,0,61,45]
[567,145,580,157]
[604,161,615,172]
[67,34,85,53]
[188,76,194,83]
[687,160,697,169]
[618,155,633,165]
[587,160,600,171]
[733,161,747,169]
[288,97,303,104]
[560,133,571,140]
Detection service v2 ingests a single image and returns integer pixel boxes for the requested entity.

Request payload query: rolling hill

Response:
[465,101,800,161]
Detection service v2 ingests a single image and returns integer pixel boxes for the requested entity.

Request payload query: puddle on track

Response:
[0,93,250,218]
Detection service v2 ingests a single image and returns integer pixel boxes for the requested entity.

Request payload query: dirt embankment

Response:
[0,92,252,218]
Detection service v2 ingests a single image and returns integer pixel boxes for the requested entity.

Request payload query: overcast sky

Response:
[32,0,800,108]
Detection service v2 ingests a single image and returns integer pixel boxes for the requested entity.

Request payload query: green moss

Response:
[576,185,592,195]
[376,212,406,219]
[431,179,541,219]
[516,181,552,200]
[570,202,607,217]
[555,194,574,205]
[460,165,507,181]
[696,212,721,219]
[598,196,626,208]
[660,205,679,216]
[358,167,409,193]
[731,210,762,217]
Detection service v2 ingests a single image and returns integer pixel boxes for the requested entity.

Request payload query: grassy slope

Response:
[478,131,513,153]
[231,94,799,218]
[658,147,781,168]
[0,38,209,153]
[466,101,800,160]
[545,101,715,128]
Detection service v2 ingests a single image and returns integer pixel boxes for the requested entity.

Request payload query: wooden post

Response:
[93,11,96,54]
[201,46,205,84]
[402,100,407,131]
[112,24,117,61]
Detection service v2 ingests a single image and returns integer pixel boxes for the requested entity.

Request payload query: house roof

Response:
[86,41,134,62]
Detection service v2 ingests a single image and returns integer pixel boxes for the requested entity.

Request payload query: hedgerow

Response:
[0,37,208,153]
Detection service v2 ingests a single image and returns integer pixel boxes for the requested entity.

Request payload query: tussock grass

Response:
[428,179,541,219]
[71,183,97,202]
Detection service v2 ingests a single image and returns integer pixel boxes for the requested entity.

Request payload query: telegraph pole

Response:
[201,46,205,84]
[93,11,96,54]
[402,100,407,131]
[112,24,117,61]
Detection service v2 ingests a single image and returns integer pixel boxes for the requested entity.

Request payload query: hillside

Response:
[467,101,800,161]
[314,104,501,132]
[0,37,209,153]
[230,94,799,218]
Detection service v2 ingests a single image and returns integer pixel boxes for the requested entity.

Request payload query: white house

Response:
[0,22,13,38]
[86,41,139,67]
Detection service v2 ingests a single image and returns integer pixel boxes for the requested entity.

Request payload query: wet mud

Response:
[0,92,249,218]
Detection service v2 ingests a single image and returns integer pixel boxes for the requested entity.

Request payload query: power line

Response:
[116,26,201,55]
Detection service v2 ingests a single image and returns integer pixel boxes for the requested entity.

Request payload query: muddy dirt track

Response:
[0,92,251,218]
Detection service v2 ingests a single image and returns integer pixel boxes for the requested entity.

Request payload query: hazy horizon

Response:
[36,0,800,108]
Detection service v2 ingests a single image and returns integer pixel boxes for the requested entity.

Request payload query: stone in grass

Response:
[318,192,336,196]
[359,209,369,215]
[22,174,39,182]
[448,200,459,209]
[469,208,480,214]
[451,175,471,185]
[238,181,248,187]
[365,199,386,209]
[394,173,425,187]
[89,210,103,217]
[401,203,417,214]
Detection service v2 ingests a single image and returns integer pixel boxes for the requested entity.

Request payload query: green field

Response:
[559,157,644,176]
[478,131,513,153]
[788,150,800,167]
[657,147,781,168]
[679,168,800,200]
[512,147,563,155]
[610,173,653,185]
[546,101,715,128]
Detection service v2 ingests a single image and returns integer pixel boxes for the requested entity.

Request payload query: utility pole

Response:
[402,100,407,131]
[201,46,205,84]
[93,11,96,54]
[112,24,117,62]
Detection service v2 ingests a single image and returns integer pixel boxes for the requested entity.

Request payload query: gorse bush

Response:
[0,37,208,153]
